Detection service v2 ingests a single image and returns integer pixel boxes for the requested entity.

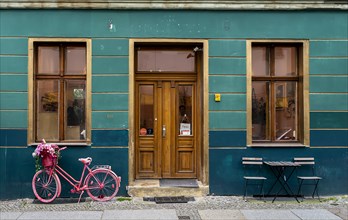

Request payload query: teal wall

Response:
[0,9,347,199]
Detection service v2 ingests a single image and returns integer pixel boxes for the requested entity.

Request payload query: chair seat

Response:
[244,176,267,180]
[297,176,322,180]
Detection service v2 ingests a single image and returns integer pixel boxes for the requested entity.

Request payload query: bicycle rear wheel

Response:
[85,169,120,201]
[32,169,60,203]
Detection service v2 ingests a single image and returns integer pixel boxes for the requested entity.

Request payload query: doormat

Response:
[160,179,199,188]
[154,196,194,204]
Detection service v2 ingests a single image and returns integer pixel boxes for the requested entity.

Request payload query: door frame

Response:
[128,39,209,185]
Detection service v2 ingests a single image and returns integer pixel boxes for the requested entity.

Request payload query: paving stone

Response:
[199,209,246,220]
[18,211,103,219]
[0,212,23,220]
[291,209,342,220]
[102,209,178,220]
[241,209,300,220]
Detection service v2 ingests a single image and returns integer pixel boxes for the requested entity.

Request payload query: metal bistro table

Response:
[264,161,301,203]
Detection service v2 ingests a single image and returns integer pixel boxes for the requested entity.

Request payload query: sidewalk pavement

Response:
[1,196,347,220]
[1,208,345,220]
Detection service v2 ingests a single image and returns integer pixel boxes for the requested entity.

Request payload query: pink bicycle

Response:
[32,147,121,203]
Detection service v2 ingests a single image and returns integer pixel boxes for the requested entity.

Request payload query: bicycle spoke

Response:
[32,170,59,203]
[85,169,119,201]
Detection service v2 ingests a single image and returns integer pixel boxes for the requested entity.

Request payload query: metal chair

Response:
[242,157,267,201]
[294,157,322,202]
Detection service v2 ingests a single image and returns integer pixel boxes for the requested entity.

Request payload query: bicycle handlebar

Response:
[58,146,67,152]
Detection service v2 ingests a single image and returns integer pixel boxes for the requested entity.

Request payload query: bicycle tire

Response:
[32,169,60,203]
[85,168,120,201]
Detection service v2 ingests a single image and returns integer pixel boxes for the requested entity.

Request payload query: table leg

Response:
[272,167,300,203]
[266,166,283,195]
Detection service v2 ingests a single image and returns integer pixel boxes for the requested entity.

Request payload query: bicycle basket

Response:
[41,155,57,168]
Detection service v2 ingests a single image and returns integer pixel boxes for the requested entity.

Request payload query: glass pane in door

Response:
[178,85,193,135]
[139,85,154,135]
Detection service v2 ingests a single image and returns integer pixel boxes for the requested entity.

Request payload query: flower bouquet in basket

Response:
[32,139,60,172]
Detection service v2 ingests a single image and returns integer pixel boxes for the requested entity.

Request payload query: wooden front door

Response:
[135,80,198,178]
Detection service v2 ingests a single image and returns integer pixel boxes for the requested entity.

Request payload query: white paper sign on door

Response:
[180,123,191,135]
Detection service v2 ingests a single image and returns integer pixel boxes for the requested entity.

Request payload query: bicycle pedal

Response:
[70,189,76,193]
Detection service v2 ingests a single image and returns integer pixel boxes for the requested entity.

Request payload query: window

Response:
[28,39,91,143]
[248,41,309,145]
[136,47,195,73]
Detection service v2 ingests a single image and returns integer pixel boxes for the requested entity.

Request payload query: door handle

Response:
[162,125,166,137]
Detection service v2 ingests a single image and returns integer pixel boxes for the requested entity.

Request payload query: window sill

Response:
[248,143,307,148]
[29,142,91,147]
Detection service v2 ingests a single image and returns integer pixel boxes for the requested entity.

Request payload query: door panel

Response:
[135,80,197,178]
[136,83,159,178]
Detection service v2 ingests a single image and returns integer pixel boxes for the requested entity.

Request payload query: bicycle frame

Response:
[50,162,92,194]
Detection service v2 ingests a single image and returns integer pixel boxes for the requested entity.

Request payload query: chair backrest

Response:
[294,157,316,175]
[242,157,263,165]
[242,157,264,176]
[294,157,315,165]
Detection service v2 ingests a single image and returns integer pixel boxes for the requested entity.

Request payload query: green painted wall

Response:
[0,9,347,199]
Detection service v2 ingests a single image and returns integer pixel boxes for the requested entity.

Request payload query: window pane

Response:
[156,51,195,72]
[252,82,269,141]
[275,47,298,76]
[139,85,154,135]
[252,47,270,76]
[137,51,156,72]
[274,82,298,141]
[178,85,193,135]
[36,80,59,141]
[65,47,86,75]
[37,46,59,74]
[137,50,195,72]
[65,80,86,140]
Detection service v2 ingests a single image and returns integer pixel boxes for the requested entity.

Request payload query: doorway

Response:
[134,44,203,179]
[129,39,208,185]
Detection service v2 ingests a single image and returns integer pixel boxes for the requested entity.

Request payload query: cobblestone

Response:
[1,196,347,220]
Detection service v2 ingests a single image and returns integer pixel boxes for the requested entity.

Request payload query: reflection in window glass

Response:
[252,47,269,76]
[137,50,195,72]
[139,85,154,135]
[36,80,59,141]
[275,47,297,77]
[252,43,301,143]
[35,43,87,142]
[38,46,60,74]
[252,81,269,140]
[275,82,297,141]
[65,47,86,75]
[178,85,193,135]
[65,80,86,140]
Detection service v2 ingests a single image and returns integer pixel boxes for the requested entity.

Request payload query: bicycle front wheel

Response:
[32,169,60,203]
[85,169,120,201]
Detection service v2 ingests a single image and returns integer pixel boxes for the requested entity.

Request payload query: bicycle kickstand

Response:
[78,191,85,204]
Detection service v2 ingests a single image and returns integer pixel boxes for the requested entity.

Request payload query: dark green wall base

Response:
[0,147,129,200]
[209,147,348,196]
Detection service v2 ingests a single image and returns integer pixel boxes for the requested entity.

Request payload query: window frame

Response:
[246,40,309,147]
[28,38,92,145]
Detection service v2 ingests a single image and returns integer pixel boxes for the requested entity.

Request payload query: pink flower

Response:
[32,139,59,158]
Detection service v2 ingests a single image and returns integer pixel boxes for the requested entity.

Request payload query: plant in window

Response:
[41,92,58,112]
[32,139,60,172]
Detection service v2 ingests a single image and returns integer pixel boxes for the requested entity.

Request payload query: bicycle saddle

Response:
[78,157,92,165]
